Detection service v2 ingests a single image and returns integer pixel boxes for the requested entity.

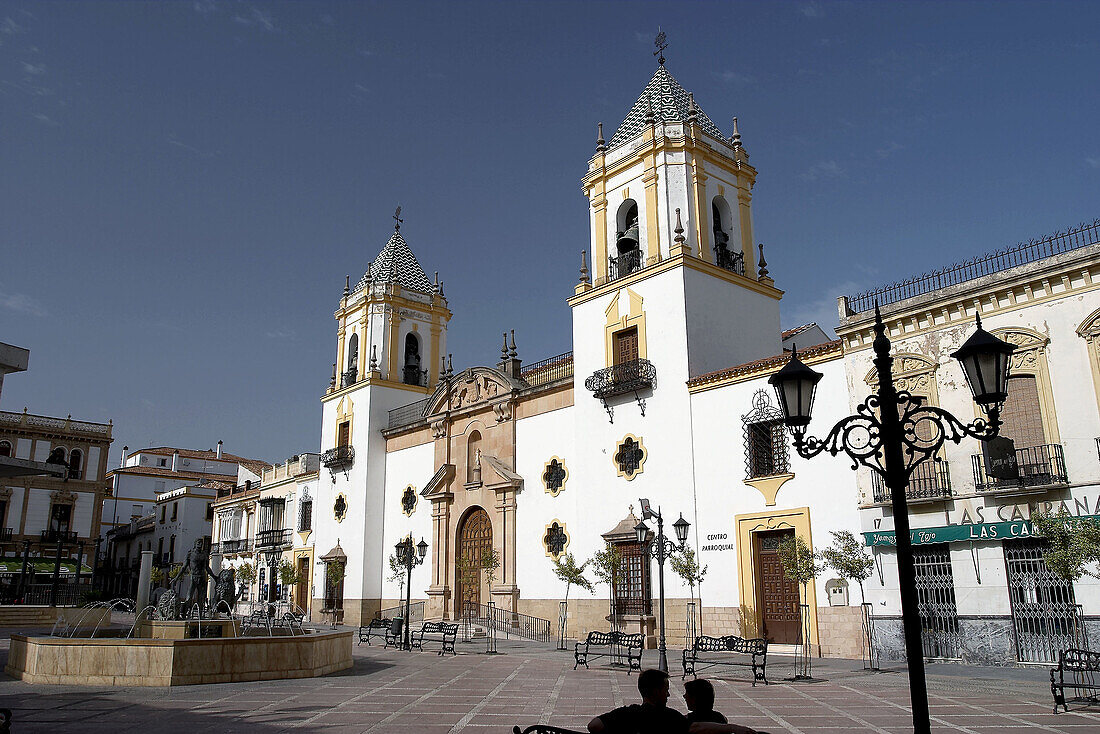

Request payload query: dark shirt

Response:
[597,703,691,734]
[687,710,728,724]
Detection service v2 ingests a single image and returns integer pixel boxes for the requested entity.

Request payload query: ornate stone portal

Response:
[418,366,524,619]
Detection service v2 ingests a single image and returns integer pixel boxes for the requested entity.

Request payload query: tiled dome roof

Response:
[608,66,726,150]
[353,230,434,295]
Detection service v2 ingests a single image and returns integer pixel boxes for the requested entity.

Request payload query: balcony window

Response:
[298,499,312,532]
[872,461,952,503]
[67,449,83,480]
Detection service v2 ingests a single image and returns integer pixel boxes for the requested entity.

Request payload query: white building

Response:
[836,222,1100,665]
[102,444,267,536]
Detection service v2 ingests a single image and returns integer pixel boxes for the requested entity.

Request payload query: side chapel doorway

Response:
[753,529,801,644]
[455,506,492,618]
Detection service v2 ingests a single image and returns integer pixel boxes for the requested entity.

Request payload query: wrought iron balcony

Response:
[40,529,78,544]
[256,528,292,548]
[221,538,252,554]
[872,460,952,503]
[585,359,656,400]
[609,250,643,282]
[972,443,1068,492]
[713,244,745,275]
[321,445,354,469]
[341,368,358,389]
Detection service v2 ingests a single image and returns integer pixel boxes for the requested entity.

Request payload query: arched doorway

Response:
[455,506,492,617]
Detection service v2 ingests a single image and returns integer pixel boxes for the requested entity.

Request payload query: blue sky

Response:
[2,1,1097,464]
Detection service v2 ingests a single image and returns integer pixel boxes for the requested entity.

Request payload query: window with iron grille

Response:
[543,521,569,559]
[612,541,651,616]
[543,458,567,496]
[614,436,646,480]
[298,499,312,531]
[743,390,790,479]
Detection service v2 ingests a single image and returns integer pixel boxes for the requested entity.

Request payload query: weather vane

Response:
[393,205,403,231]
[654,28,667,66]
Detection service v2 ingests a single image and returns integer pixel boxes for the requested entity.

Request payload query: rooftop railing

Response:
[0,410,112,436]
[847,219,1100,314]
[520,352,574,389]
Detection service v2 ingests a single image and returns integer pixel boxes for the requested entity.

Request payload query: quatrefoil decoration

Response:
[401,486,417,517]
[543,521,569,559]
[614,435,647,480]
[542,458,568,497]
[333,493,347,523]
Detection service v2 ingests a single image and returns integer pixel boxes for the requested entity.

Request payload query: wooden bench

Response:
[358,617,393,646]
[682,635,768,686]
[573,630,644,673]
[412,621,458,656]
[1051,648,1100,712]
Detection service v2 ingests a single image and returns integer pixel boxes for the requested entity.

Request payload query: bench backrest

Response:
[585,630,644,647]
[422,622,458,634]
[693,635,767,655]
[1061,648,1100,670]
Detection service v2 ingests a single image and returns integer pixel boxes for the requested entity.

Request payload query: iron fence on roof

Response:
[520,351,574,389]
[386,398,431,430]
[846,219,1100,315]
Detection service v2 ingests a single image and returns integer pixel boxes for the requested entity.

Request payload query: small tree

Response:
[481,548,502,591]
[279,559,301,588]
[778,534,825,679]
[387,551,406,600]
[671,546,708,636]
[552,552,594,604]
[236,562,256,585]
[590,544,625,621]
[820,530,875,603]
[1032,509,1100,581]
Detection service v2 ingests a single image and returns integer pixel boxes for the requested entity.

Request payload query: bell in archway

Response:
[616,222,640,252]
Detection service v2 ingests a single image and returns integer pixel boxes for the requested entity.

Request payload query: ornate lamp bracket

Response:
[790,391,1001,482]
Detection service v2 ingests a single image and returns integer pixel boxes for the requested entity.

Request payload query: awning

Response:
[319,542,346,562]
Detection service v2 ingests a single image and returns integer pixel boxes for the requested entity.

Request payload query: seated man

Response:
[588,669,757,734]
[683,678,727,724]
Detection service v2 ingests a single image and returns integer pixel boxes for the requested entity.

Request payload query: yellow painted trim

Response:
[335,396,354,450]
[990,327,1061,445]
[603,288,648,369]
[743,473,795,507]
[543,456,569,497]
[735,506,819,647]
[691,156,709,262]
[642,149,661,260]
[387,312,400,382]
[592,193,608,283]
[543,519,570,560]
[613,433,647,481]
[568,252,784,310]
[1077,305,1100,419]
[735,180,756,273]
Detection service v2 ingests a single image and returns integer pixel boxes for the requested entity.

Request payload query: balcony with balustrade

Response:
[971,443,1069,494]
[321,445,354,470]
[870,460,953,504]
[256,528,292,549]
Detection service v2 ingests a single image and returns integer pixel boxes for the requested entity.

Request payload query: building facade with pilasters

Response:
[309,61,870,657]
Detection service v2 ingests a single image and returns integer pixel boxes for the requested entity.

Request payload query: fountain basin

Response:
[135,618,241,639]
[7,629,353,686]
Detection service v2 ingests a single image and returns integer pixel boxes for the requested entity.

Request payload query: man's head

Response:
[683,678,715,712]
[637,669,670,707]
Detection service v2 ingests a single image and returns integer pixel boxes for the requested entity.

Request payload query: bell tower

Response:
[570,52,783,382]
[314,213,451,625]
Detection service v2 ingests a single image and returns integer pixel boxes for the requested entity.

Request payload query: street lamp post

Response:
[395,536,428,651]
[768,308,1015,734]
[634,499,690,673]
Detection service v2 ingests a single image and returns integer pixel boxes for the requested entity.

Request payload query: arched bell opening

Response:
[402,332,423,386]
[612,200,641,279]
[711,196,741,274]
[344,333,359,386]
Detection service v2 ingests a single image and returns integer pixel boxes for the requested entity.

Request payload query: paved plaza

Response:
[3,630,1100,733]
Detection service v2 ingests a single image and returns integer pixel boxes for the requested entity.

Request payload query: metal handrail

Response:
[609,249,643,282]
[376,600,425,624]
[585,359,656,400]
[848,219,1100,313]
[341,368,358,388]
[520,352,574,388]
[463,602,552,643]
[872,460,952,502]
[971,443,1069,491]
[256,528,291,548]
[320,446,354,469]
[387,398,432,430]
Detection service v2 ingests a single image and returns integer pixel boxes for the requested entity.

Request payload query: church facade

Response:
[310,61,865,656]
[307,58,1100,665]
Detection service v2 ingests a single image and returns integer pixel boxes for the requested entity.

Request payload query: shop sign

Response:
[864,520,1037,547]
